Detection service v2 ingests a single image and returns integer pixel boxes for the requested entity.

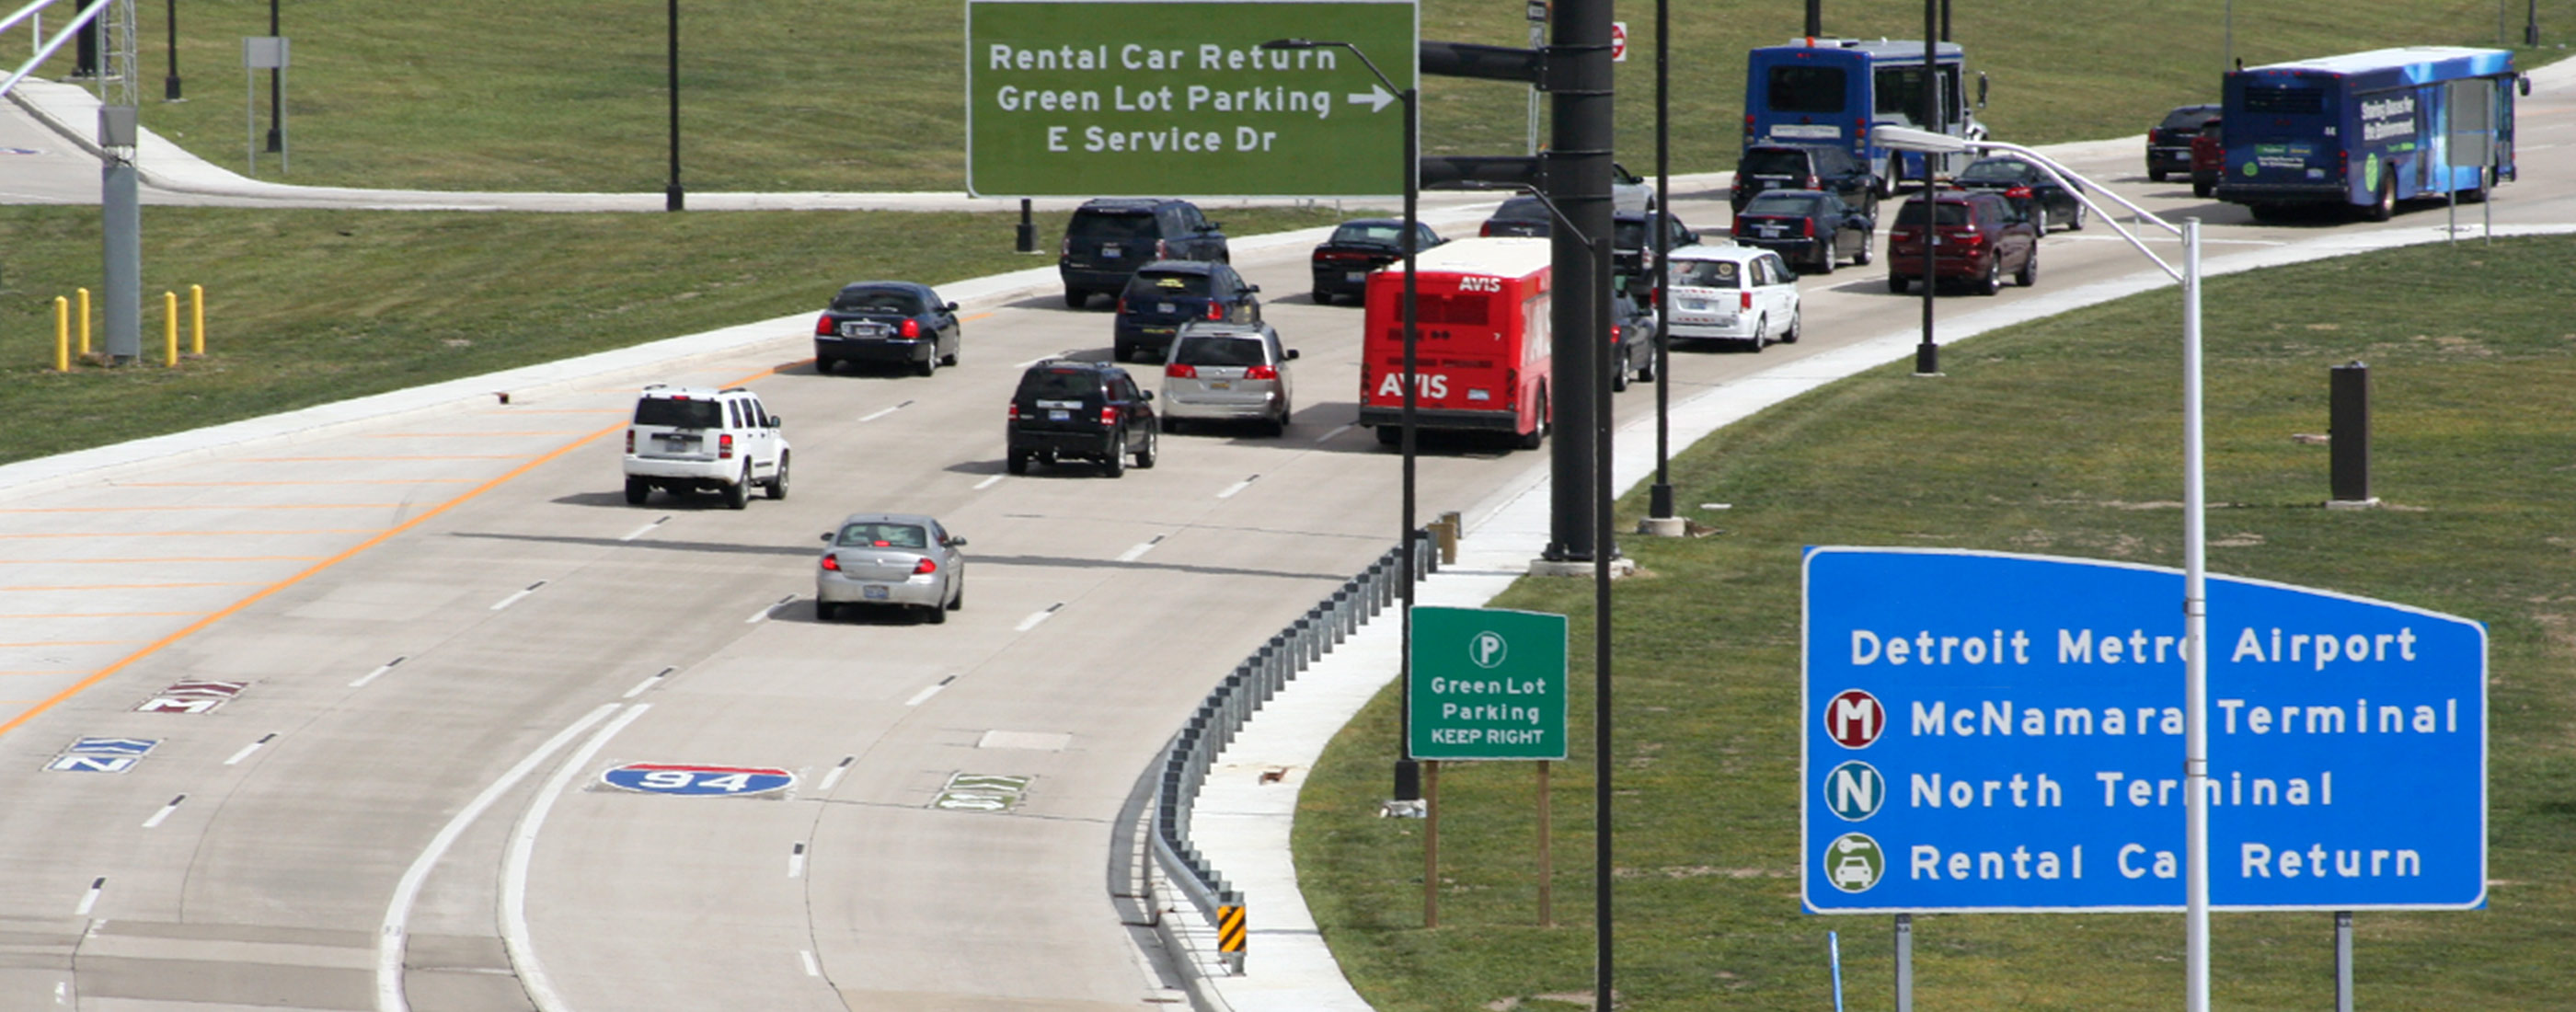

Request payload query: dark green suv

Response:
[1006,361,1159,477]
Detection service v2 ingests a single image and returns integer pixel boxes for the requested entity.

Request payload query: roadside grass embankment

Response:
[20,0,2566,189]
[0,204,1346,466]
[1292,235,2576,1011]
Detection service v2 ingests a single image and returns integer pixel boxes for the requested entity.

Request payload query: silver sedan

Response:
[814,512,965,623]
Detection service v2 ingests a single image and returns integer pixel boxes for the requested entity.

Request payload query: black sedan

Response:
[1478,195,1551,237]
[1730,190,1874,275]
[1954,155,2087,232]
[1308,218,1443,305]
[813,281,960,376]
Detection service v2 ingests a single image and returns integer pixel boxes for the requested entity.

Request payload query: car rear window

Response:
[1069,211,1161,243]
[1959,159,2034,183]
[831,288,923,314]
[1174,336,1268,367]
[1739,148,1812,176]
[633,397,724,428]
[1671,259,1743,289]
[1330,223,1404,246]
[2158,106,2220,131]
[837,522,928,549]
[1491,197,1549,222]
[1126,271,1213,298]
[1893,201,1971,227]
[1742,193,1823,216]
[1018,368,1103,400]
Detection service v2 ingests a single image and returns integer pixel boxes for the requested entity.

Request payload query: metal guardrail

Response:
[1149,531,1436,970]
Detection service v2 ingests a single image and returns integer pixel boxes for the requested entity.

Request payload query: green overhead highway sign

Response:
[965,0,1418,197]
[1409,605,1568,761]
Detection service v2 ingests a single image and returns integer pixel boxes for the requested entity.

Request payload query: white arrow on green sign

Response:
[965,0,1419,197]
[1409,605,1568,761]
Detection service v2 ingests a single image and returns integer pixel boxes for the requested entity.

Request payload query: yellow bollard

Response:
[77,287,91,358]
[190,284,205,356]
[54,296,70,372]
[164,292,180,366]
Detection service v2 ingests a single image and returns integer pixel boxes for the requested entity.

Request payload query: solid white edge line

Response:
[903,683,946,707]
[376,702,619,1012]
[973,474,1006,490]
[500,703,651,1012]
[799,949,822,977]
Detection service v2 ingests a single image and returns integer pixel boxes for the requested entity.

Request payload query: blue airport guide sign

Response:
[1801,548,2485,914]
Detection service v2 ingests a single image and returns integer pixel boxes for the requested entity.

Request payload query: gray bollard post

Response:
[2329,362,2377,508]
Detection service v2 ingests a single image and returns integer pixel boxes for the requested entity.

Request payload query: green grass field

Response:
[18,0,2567,190]
[1292,236,2576,1010]
[0,203,1343,466]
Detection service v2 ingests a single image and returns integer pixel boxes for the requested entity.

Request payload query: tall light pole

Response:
[665,0,683,211]
[265,0,281,152]
[1876,123,2211,1012]
[1645,0,1677,529]
[1915,4,1940,377]
[1260,37,1418,803]
[163,0,179,100]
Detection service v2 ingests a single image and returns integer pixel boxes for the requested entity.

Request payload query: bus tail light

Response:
[1742,113,1755,140]
[1166,362,1198,378]
[719,433,735,460]
[1246,364,1279,381]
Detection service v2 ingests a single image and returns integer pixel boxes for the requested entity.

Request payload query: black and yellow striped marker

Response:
[1216,903,1247,954]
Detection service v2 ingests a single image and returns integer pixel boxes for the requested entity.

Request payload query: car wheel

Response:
[1811,248,1835,275]
[1133,427,1157,469]
[816,601,838,622]
[1064,289,1086,308]
[1781,311,1802,343]
[765,452,790,500]
[1312,288,1332,305]
[2066,201,2087,231]
[1111,341,1133,363]
[1102,433,1127,477]
[924,600,947,625]
[2034,206,2049,234]
[941,339,959,367]
[915,352,937,377]
[2015,248,2040,288]
[1265,401,1290,438]
[623,477,650,505]
[1038,451,1058,466]
[1974,257,2002,296]
[1375,425,1401,447]
[1006,450,1029,476]
[815,355,839,375]
[948,580,963,611]
[724,465,752,510]
[2192,178,2214,199]
[1887,273,1908,294]
[1610,350,1630,391]
[2150,167,2169,182]
[1748,315,1768,352]
[1855,238,1872,267]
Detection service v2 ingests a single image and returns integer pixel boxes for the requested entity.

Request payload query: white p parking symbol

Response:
[1470,630,1508,669]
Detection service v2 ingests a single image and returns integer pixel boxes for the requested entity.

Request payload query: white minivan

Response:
[1158,321,1297,437]
[1663,243,1802,351]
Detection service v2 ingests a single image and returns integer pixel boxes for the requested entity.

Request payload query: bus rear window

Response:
[1416,293,1492,326]
[1766,65,1846,113]
[2242,86,2325,115]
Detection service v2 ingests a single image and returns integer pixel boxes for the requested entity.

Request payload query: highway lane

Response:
[1,69,2569,1011]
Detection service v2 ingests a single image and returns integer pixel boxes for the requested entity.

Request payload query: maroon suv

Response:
[1885,190,2039,296]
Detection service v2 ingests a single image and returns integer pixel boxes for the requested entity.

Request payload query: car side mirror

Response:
[1139,390,1155,401]
[945,302,960,312]
[1285,349,1301,361]
[947,536,969,547]
[1202,222,1224,233]
[769,415,785,428]
[819,532,834,542]
[1245,283,1261,293]
[2518,75,2531,98]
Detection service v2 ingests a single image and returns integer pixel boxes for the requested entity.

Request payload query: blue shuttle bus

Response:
[2216,47,2520,220]
[1743,37,1985,193]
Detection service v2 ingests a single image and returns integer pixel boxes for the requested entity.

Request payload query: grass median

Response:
[23,0,2560,190]
[0,203,1343,466]
[1293,235,2576,1010]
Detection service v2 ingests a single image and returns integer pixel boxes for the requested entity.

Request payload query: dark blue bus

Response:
[2216,47,2520,221]
[1744,37,1985,193]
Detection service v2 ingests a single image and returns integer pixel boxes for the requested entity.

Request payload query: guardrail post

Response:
[1439,510,1462,564]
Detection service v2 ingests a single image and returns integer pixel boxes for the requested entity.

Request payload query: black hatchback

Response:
[1059,198,1230,308]
[1112,261,1261,363]
[1006,361,1159,477]
[812,281,960,376]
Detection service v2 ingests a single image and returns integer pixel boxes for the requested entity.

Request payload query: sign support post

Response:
[1536,760,1553,926]
[1423,759,1441,927]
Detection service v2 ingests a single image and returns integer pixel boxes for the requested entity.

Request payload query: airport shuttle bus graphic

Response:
[1358,237,1554,447]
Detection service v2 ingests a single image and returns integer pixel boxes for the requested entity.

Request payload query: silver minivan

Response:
[1157,321,1297,436]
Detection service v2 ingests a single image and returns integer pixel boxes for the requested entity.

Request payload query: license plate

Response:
[1048,409,1070,420]
[660,434,694,447]
[1210,381,1232,390]
[1101,244,1122,258]
[1346,270,1365,282]
[1157,302,1176,314]
[1759,226,1783,236]
[839,321,890,338]
[862,585,889,600]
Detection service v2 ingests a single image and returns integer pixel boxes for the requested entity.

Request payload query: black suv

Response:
[2145,103,2222,182]
[1006,361,1159,477]
[1060,199,1230,309]
[1113,260,1261,363]
[1732,143,1876,213]
[1611,209,1700,292]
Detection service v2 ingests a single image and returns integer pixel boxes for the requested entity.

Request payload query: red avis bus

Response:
[1358,237,1554,450]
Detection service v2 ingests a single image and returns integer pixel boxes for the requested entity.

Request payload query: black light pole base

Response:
[1648,482,1673,518]
[165,76,182,101]
[264,128,282,154]
[1393,758,1421,801]
[665,184,684,213]
[1914,341,1940,376]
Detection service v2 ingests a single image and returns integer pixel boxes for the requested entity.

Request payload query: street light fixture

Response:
[1876,122,2214,1012]
[1259,36,1420,803]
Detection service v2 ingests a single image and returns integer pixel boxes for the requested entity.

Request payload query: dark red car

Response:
[1885,190,2039,296]
[2190,117,2225,198]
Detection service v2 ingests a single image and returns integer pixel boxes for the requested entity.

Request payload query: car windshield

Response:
[633,397,724,428]
[1019,368,1102,400]
[1329,223,1404,246]
[1893,201,1972,227]
[1070,212,1160,243]
[1739,148,1812,176]
[830,288,923,315]
[1960,160,2033,183]
[1671,259,1742,289]
[1613,219,1649,250]
[1126,271,1213,298]
[1742,193,1823,216]
[837,522,928,549]
[1174,336,1268,367]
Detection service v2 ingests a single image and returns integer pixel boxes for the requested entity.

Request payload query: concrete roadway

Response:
[0,65,2569,1012]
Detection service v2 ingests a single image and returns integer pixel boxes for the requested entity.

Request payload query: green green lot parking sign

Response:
[1409,605,1568,761]
[966,0,1417,197]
